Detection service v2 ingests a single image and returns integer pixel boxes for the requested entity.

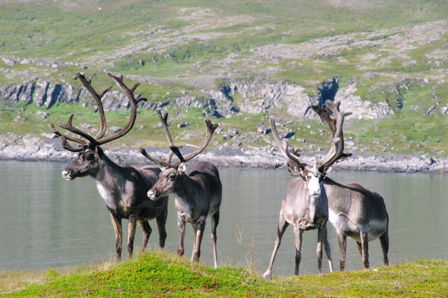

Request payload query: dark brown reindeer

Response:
[140,109,222,268]
[262,112,346,279]
[307,100,389,271]
[51,72,169,261]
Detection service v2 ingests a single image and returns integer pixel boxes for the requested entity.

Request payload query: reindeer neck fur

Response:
[90,151,123,183]
[174,171,207,205]
[309,184,328,228]
[172,170,210,222]
[92,151,129,211]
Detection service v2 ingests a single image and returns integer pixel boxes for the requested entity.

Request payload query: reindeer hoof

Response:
[262,271,272,280]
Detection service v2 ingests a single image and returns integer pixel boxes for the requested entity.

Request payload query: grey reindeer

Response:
[51,72,169,261]
[140,110,222,268]
[308,100,390,271]
[262,108,353,278]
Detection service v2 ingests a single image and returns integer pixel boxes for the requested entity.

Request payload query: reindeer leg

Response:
[192,219,206,263]
[379,229,389,266]
[156,204,168,249]
[337,232,347,271]
[322,225,333,272]
[138,221,152,252]
[110,213,123,261]
[127,213,138,259]
[360,231,369,269]
[263,210,289,280]
[177,214,186,257]
[294,226,304,276]
[317,225,333,273]
[211,211,220,268]
[356,240,362,255]
[316,227,324,274]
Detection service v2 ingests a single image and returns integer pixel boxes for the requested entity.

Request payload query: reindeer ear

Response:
[178,162,187,173]
[325,166,333,174]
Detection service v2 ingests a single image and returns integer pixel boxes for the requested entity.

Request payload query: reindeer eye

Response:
[85,152,94,160]
[168,174,175,181]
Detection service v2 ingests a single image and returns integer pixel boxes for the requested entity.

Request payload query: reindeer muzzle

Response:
[309,188,321,197]
[147,189,160,201]
[62,170,74,181]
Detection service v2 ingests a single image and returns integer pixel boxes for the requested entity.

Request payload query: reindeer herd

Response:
[51,72,389,277]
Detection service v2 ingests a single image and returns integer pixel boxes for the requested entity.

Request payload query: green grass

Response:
[1,251,447,297]
[2,94,447,156]
[2,0,447,64]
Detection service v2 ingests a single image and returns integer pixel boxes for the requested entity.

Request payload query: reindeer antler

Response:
[312,100,352,174]
[50,72,146,152]
[270,100,352,177]
[139,110,176,167]
[140,109,218,168]
[270,116,313,177]
[77,73,113,140]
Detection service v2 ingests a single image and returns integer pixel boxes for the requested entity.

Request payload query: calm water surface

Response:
[0,160,447,276]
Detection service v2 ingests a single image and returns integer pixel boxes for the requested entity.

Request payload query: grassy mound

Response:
[1,251,447,297]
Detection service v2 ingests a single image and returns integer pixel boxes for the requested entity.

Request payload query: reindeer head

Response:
[51,72,146,180]
[282,139,323,198]
[62,147,103,180]
[270,100,352,197]
[142,109,218,201]
[146,163,185,200]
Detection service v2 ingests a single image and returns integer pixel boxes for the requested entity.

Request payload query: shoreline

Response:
[1,141,447,174]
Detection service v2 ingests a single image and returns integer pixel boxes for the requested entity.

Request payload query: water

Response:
[0,160,447,276]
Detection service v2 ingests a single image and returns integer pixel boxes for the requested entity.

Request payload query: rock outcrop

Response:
[1,75,393,121]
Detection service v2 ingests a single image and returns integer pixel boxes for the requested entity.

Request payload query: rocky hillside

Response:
[1,0,448,161]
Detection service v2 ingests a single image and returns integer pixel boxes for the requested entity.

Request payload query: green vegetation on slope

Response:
[1,251,447,297]
[1,0,448,156]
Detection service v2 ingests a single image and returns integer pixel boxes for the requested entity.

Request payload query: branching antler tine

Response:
[319,138,343,169]
[317,106,352,173]
[156,109,176,147]
[282,139,300,164]
[287,161,304,177]
[51,123,85,145]
[165,149,175,164]
[170,145,185,164]
[139,147,173,168]
[283,139,312,173]
[154,109,185,167]
[324,100,352,124]
[129,82,140,93]
[51,123,89,151]
[92,72,145,145]
[181,119,218,163]
[136,97,148,104]
[270,116,310,172]
[312,104,337,136]
[60,136,87,152]
[57,114,98,146]
[77,72,113,140]
[269,116,288,158]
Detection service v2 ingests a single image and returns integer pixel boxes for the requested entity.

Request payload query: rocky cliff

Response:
[1,70,394,122]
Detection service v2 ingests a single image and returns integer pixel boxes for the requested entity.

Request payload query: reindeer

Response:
[51,72,169,261]
[262,113,343,279]
[140,109,222,268]
[304,100,390,271]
